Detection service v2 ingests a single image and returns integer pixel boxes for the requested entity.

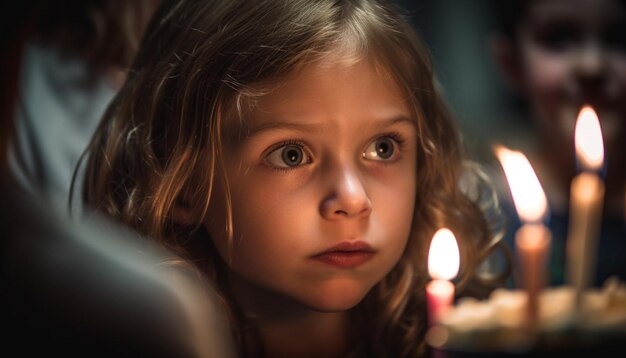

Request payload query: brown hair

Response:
[80,0,510,356]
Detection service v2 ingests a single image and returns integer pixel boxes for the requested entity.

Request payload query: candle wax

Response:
[515,223,552,326]
[426,279,454,326]
[566,172,604,299]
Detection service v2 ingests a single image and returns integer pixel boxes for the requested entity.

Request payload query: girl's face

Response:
[205,58,417,312]
[517,0,626,152]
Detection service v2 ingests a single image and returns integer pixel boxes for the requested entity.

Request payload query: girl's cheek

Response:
[525,54,566,93]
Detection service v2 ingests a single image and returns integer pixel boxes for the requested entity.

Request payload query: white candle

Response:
[426,228,460,326]
[515,224,551,325]
[495,145,552,326]
[566,105,605,302]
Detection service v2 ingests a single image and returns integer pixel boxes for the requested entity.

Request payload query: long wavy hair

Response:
[79,0,511,356]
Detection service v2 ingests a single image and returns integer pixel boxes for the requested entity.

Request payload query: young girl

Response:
[80,0,510,356]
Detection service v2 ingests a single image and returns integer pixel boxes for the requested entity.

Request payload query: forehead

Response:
[230,56,413,137]
[260,58,404,108]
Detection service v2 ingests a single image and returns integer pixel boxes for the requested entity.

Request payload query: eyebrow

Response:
[372,115,417,131]
[245,115,416,139]
[245,120,325,138]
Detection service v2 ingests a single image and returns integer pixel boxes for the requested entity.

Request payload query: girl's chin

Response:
[555,105,578,139]
[299,285,371,312]
[306,299,363,313]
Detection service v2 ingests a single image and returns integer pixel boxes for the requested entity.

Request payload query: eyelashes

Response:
[262,132,408,172]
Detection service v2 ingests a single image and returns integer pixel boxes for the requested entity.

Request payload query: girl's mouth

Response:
[311,241,376,268]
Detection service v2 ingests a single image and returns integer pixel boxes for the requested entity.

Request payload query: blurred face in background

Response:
[516,0,626,162]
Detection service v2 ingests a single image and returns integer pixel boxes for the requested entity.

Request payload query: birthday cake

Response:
[426,276,626,356]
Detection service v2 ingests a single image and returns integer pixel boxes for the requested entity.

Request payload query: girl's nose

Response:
[320,166,372,220]
[573,41,607,81]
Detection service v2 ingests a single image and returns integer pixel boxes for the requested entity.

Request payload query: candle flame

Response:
[575,105,604,171]
[494,145,548,223]
[428,228,460,280]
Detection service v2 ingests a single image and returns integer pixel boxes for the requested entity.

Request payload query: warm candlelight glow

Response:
[495,145,551,326]
[494,145,548,223]
[575,105,604,171]
[426,228,460,327]
[428,228,460,280]
[567,105,605,300]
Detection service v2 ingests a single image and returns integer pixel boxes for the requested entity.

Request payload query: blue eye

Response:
[363,137,398,161]
[265,143,311,168]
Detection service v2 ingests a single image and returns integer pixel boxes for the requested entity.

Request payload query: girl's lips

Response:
[311,241,376,268]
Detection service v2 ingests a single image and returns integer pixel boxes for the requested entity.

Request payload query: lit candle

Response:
[495,145,552,326]
[566,105,605,303]
[426,228,460,326]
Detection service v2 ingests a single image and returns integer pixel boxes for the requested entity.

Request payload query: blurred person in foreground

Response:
[0,2,236,357]
[7,0,160,214]
[490,0,626,287]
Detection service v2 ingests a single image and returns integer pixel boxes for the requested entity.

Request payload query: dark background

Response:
[394,0,529,158]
